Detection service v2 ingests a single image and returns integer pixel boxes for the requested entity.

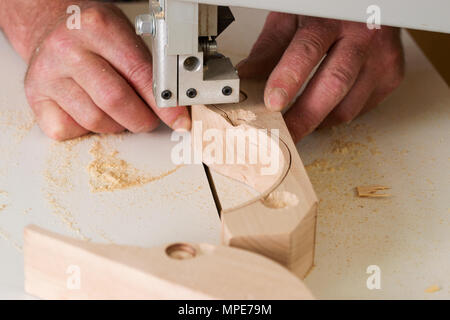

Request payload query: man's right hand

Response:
[1,1,191,140]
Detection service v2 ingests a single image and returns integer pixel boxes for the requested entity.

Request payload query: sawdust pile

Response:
[299,123,393,273]
[304,125,384,186]
[305,159,342,173]
[88,140,182,192]
[41,132,184,240]
[44,136,90,240]
[0,109,36,142]
[45,192,85,239]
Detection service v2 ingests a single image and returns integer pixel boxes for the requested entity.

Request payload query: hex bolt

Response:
[186,88,197,99]
[135,14,155,36]
[161,90,172,100]
[222,86,233,96]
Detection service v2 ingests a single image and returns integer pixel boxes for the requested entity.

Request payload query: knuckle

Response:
[259,31,282,49]
[274,67,302,91]
[45,122,70,141]
[322,66,355,97]
[83,111,106,131]
[126,62,153,86]
[66,49,85,65]
[46,30,76,57]
[296,35,325,61]
[285,35,326,74]
[302,16,340,33]
[132,118,159,133]
[99,85,128,110]
[350,44,368,61]
[81,5,111,29]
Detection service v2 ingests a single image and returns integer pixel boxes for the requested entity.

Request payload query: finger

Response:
[264,18,341,111]
[151,105,191,131]
[78,6,191,130]
[70,52,160,133]
[32,99,88,141]
[103,32,191,131]
[237,12,298,79]
[320,67,376,128]
[108,45,191,131]
[360,72,405,115]
[284,34,373,142]
[49,77,125,134]
[360,88,391,115]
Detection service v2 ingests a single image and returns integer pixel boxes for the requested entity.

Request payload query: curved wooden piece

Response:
[192,80,318,278]
[24,225,314,300]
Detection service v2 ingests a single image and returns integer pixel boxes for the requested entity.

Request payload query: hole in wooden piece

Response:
[261,191,299,209]
[239,91,248,103]
[166,243,197,260]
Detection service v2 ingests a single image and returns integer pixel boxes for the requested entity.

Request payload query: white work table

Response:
[0,4,448,299]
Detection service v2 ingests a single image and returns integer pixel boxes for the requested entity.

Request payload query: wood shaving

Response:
[424,285,441,293]
[45,192,89,241]
[0,109,36,142]
[261,191,299,209]
[43,137,91,239]
[227,109,257,123]
[88,141,182,192]
[356,185,391,198]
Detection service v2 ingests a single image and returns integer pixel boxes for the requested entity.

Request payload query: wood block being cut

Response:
[192,80,318,278]
[24,225,314,300]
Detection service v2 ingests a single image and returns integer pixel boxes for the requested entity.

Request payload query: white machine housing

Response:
[136,0,450,108]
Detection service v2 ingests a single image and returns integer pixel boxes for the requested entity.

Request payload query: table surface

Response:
[0,3,448,300]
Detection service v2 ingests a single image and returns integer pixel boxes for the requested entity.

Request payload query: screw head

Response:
[222,86,233,96]
[186,88,197,99]
[161,90,172,100]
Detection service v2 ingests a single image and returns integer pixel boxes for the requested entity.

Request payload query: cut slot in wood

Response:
[192,80,318,279]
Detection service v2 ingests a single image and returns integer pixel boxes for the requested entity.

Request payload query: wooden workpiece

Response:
[192,80,318,279]
[2,4,448,299]
[24,225,314,300]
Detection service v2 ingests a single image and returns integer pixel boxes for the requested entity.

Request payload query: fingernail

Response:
[266,88,288,111]
[172,115,192,131]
